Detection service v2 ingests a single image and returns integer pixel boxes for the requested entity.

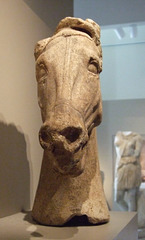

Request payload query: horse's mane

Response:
[55,17,101,46]
[34,17,102,68]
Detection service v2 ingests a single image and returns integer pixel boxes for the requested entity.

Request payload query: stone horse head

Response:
[32,17,109,226]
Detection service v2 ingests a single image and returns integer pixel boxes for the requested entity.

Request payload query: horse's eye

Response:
[36,64,47,84]
[88,59,98,74]
[39,67,46,77]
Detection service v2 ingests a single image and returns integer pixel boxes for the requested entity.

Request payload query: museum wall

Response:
[97,99,145,210]
[74,1,145,101]
[74,0,145,26]
[0,0,73,217]
[101,41,145,101]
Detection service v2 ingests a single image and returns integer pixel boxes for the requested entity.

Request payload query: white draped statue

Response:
[114,131,143,211]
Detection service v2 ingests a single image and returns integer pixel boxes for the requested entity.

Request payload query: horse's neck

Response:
[32,128,109,225]
[85,128,100,176]
[87,128,98,159]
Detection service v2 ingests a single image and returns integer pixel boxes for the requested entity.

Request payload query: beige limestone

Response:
[32,17,109,226]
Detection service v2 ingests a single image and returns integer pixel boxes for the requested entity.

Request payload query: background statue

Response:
[32,17,109,226]
[114,131,143,211]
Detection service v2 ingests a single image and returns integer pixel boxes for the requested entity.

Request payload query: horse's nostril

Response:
[60,127,82,143]
[39,127,51,143]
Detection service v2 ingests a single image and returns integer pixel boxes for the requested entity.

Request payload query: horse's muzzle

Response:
[39,104,88,176]
[39,123,88,154]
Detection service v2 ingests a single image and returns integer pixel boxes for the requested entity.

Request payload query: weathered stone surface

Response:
[32,17,109,226]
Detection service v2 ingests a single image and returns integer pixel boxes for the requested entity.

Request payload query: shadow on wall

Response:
[0,120,30,218]
[23,0,73,32]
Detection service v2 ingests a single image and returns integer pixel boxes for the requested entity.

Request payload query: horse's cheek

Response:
[37,84,47,119]
[86,73,100,96]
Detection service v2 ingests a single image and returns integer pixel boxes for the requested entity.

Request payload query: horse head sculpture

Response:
[32,17,109,226]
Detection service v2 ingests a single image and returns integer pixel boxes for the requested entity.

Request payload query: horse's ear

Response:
[34,38,50,60]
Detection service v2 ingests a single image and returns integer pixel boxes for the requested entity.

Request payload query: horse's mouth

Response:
[51,141,87,177]
[53,152,86,177]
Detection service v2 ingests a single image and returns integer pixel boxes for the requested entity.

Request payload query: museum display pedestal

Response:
[0,211,137,240]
